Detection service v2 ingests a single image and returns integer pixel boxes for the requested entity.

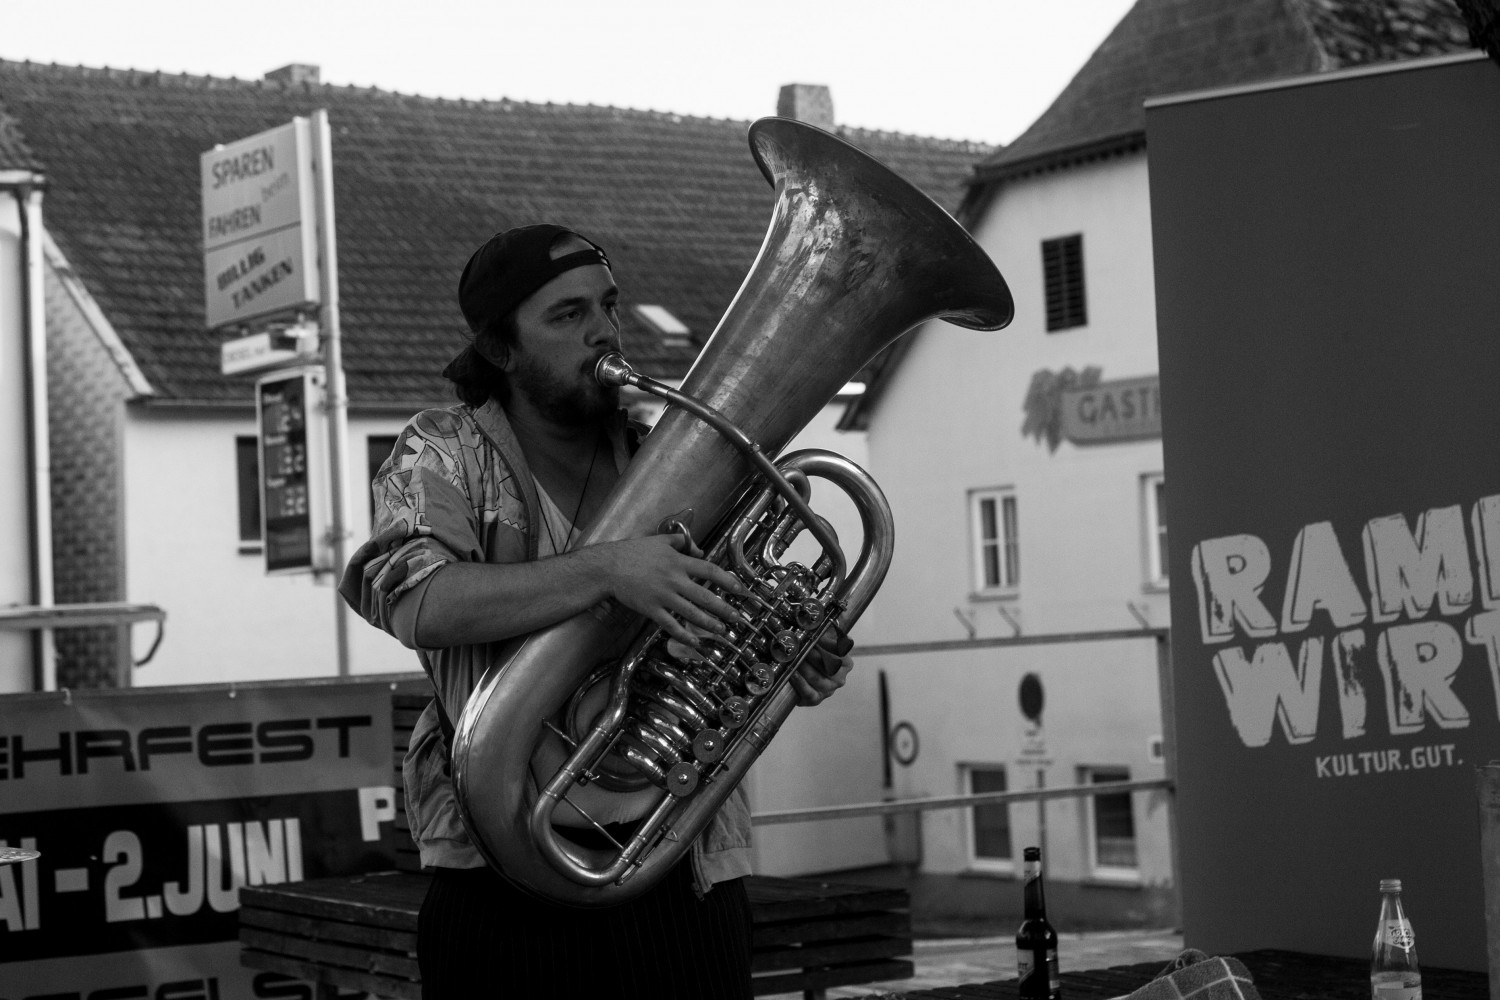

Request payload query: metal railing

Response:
[751,778,1172,826]
[0,602,167,689]
[746,625,1180,912]
[752,626,1175,824]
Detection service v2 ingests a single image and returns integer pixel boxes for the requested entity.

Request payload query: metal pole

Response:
[1036,767,1047,863]
[1477,763,1500,1000]
[18,183,56,691]
[312,110,351,677]
[751,778,1172,825]
[855,626,1167,658]
[1155,633,1183,928]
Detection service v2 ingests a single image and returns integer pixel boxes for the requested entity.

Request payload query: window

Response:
[1143,473,1167,587]
[965,765,1013,870]
[971,488,1019,594]
[367,435,398,521]
[1082,766,1138,879]
[236,435,261,547]
[632,304,693,348]
[1042,234,1086,331]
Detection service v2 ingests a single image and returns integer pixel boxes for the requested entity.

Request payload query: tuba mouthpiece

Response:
[594,352,636,388]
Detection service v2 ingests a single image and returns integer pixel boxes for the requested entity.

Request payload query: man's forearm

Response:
[413,549,618,648]
[412,533,745,651]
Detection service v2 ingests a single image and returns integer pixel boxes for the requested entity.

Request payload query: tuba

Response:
[452,116,1013,906]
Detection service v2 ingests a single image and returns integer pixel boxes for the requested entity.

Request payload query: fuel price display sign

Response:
[256,366,331,575]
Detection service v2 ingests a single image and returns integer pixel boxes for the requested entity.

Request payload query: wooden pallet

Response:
[241,870,913,999]
[390,690,426,874]
[241,870,424,998]
[747,875,915,997]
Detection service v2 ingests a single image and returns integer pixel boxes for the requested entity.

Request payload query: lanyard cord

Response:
[538,430,601,555]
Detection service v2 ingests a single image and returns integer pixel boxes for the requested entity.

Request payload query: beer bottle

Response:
[1017,846,1061,999]
[1371,878,1422,1000]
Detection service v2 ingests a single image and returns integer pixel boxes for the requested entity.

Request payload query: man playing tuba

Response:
[340,224,850,998]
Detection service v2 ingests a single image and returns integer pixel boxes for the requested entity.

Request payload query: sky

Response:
[3,0,1138,147]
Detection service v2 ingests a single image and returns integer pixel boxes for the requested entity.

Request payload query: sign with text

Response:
[1061,374,1160,444]
[202,119,320,330]
[256,366,331,574]
[0,680,399,997]
[1149,53,1500,971]
[221,321,319,377]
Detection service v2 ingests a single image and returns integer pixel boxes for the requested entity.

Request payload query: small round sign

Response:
[1019,673,1045,723]
[889,721,919,767]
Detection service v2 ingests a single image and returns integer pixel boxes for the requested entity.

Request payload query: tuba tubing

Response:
[452,116,1013,906]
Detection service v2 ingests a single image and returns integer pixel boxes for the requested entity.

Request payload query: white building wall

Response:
[857,153,1175,891]
[121,407,421,687]
[863,154,1165,646]
[858,639,1171,887]
[0,194,35,691]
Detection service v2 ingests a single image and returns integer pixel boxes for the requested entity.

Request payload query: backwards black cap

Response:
[444,224,612,382]
[457,224,611,334]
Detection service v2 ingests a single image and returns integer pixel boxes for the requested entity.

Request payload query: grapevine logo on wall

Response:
[1021,366,1161,452]
[0,680,400,998]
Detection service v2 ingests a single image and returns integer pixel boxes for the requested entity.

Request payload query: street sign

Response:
[220,320,319,376]
[1060,374,1162,444]
[1017,674,1052,767]
[1018,723,1052,769]
[202,119,320,332]
[256,366,332,574]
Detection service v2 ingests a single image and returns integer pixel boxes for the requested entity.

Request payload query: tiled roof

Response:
[970,0,1472,186]
[0,61,991,407]
[1453,0,1500,59]
[1302,0,1476,66]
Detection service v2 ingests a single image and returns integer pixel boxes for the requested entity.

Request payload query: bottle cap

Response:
[1023,846,1041,861]
[1379,878,1402,892]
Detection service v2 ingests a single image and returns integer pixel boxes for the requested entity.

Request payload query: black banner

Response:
[0,680,399,997]
[0,792,393,960]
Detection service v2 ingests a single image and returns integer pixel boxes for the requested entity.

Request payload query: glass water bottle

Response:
[1371,878,1422,1000]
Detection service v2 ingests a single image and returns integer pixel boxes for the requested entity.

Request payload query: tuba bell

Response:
[452,116,1013,906]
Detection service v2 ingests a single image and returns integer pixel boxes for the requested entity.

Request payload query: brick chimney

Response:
[777,84,834,131]
[264,64,320,87]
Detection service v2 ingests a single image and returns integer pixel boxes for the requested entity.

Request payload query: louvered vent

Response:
[1042,234,1086,332]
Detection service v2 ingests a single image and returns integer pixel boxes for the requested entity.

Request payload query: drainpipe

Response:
[8,175,54,690]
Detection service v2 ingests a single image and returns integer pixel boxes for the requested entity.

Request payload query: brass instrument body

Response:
[452,116,1013,907]
[525,429,892,891]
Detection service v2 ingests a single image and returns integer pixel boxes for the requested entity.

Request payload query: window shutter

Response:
[1042,234,1086,331]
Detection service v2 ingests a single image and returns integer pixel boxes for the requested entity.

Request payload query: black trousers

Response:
[418,860,753,999]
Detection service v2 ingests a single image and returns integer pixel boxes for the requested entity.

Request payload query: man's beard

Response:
[509,349,619,425]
